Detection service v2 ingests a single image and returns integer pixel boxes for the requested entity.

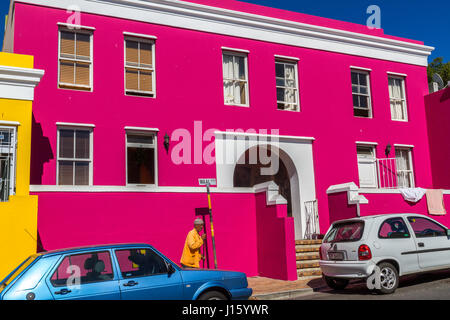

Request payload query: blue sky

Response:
[0,0,448,62]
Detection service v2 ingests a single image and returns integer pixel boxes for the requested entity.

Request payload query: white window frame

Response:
[275,58,300,112]
[124,35,156,98]
[395,147,415,188]
[0,126,17,201]
[356,144,378,188]
[388,75,408,122]
[222,50,250,107]
[58,26,94,91]
[125,129,158,187]
[351,69,373,118]
[56,125,94,186]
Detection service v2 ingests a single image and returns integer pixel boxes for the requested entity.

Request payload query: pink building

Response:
[3,0,440,280]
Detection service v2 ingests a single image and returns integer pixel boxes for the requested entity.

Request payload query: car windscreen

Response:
[324,221,365,243]
[0,255,39,294]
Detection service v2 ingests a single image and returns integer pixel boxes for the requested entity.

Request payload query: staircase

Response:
[296,239,322,279]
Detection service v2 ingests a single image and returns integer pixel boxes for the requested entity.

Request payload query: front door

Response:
[114,248,184,300]
[407,216,450,269]
[47,250,120,300]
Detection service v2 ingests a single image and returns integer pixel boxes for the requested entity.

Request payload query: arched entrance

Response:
[233,145,293,216]
[233,144,302,236]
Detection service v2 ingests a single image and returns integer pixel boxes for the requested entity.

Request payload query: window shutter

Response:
[126,68,139,91]
[76,34,91,59]
[58,161,74,185]
[60,32,75,57]
[75,62,90,86]
[126,41,139,65]
[140,42,152,67]
[60,61,75,84]
[140,71,152,92]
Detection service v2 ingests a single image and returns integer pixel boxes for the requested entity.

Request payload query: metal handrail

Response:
[304,200,319,240]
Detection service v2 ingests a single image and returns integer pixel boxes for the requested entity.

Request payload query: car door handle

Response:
[55,288,72,295]
[418,242,425,247]
[123,280,138,287]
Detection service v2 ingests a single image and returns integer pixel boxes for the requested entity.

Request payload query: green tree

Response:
[427,57,450,85]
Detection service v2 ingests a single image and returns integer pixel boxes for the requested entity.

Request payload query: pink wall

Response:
[33,190,298,280]
[327,192,358,226]
[255,193,297,281]
[425,87,450,189]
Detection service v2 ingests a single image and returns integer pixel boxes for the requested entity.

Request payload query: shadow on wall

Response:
[30,115,53,184]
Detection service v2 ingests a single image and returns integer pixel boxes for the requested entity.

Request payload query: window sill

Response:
[125,90,155,98]
[58,84,92,92]
[224,103,250,108]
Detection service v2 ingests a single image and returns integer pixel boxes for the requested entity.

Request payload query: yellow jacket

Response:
[180,229,204,268]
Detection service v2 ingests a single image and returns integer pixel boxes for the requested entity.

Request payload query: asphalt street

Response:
[294,270,450,300]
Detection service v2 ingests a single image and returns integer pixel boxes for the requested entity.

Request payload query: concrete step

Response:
[297,275,322,281]
[295,239,323,246]
[298,267,322,277]
[295,245,320,253]
[297,260,320,269]
[296,252,320,261]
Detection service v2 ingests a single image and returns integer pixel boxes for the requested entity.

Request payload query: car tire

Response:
[198,290,228,300]
[323,275,349,290]
[375,262,399,295]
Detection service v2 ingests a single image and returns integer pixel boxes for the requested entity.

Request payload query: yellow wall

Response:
[0,52,38,280]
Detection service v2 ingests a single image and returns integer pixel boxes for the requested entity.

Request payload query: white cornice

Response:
[29,185,255,193]
[0,65,44,100]
[215,130,315,143]
[12,0,433,66]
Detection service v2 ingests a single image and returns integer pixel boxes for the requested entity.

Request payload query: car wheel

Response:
[198,290,228,300]
[375,262,399,295]
[323,275,349,290]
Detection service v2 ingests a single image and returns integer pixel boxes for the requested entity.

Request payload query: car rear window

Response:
[324,221,365,243]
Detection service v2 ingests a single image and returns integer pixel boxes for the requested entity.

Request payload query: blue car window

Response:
[115,249,168,278]
[50,251,114,287]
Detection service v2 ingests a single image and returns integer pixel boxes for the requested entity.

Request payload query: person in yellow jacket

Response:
[180,218,206,268]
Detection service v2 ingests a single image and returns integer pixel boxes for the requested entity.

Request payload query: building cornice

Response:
[13,0,433,66]
[0,65,44,101]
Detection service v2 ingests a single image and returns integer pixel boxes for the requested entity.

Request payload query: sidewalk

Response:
[248,276,327,300]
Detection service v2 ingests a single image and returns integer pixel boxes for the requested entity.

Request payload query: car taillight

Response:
[358,244,372,260]
[319,247,323,260]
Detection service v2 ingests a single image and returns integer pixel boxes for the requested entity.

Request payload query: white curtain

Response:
[389,78,405,120]
[223,55,234,103]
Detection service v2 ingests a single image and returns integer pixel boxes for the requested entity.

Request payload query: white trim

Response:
[394,144,414,148]
[214,130,315,142]
[56,122,95,128]
[29,185,255,193]
[387,71,408,77]
[254,181,287,205]
[0,65,44,101]
[350,66,372,72]
[326,182,369,205]
[11,0,433,66]
[356,141,378,145]
[0,120,20,126]
[124,126,159,132]
[57,22,96,31]
[221,47,250,54]
[123,31,157,40]
[274,54,300,61]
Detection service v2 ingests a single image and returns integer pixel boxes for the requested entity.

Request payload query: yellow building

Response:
[0,52,44,280]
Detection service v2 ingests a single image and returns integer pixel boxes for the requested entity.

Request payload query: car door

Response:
[114,247,184,300]
[406,216,450,269]
[46,250,120,300]
[377,217,419,274]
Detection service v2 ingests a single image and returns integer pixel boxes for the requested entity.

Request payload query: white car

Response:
[319,213,450,294]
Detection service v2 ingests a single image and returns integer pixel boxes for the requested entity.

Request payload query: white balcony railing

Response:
[376,158,414,189]
[304,200,320,239]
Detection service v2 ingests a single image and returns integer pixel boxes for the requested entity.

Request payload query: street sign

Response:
[198,178,216,186]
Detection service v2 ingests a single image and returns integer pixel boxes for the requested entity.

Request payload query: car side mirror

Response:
[446,229,450,237]
[167,264,175,275]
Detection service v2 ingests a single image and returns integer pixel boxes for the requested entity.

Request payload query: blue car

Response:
[0,243,252,300]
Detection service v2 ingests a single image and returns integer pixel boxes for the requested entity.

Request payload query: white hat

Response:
[194,218,204,225]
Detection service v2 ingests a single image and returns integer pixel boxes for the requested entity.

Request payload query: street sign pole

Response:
[206,181,218,269]
[199,178,218,269]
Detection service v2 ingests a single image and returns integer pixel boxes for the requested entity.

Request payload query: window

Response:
[395,147,414,188]
[50,251,114,287]
[351,70,372,117]
[378,218,410,239]
[0,127,16,202]
[115,249,168,278]
[126,132,156,185]
[275,59,299,111]
[357,145,378,188]
[388,76,408,121]
[407,217,447,238]
[58,29,92,90]
[57,128,93,185]
[124,37,155,97]
[324,221,365,243]
[222,51,249,106]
